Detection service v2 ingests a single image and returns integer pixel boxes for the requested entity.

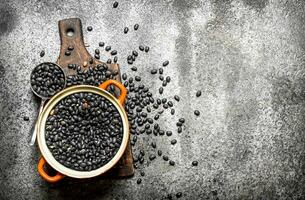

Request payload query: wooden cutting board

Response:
[54,18,134,177]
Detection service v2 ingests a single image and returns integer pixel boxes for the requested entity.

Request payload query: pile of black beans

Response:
[83,16,201,181]
[30,63,65,97]
[66,63,118,89]
[60,57,181,170]
[36,4,201,197]
[45,92,123,171]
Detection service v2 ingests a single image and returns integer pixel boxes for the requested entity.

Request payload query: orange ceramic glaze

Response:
[38,157,65,183]
[99,79,127,105]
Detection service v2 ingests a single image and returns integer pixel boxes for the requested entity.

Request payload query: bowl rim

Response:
[37,84,129,179]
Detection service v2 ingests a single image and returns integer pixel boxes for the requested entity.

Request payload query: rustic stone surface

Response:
[1,0,305,199]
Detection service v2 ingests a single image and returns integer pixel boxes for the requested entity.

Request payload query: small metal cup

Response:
[29,62,66,146]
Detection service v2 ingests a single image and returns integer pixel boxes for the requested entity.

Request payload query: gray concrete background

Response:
[1,0,305,199]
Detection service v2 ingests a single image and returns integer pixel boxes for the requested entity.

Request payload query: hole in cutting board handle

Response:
[66,28,74,37]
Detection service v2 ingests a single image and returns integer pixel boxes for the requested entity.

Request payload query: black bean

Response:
[40,50,45,57]
[113,1,118,8]
[153,104,158,109]
[131,66,137,71]
[140,171,145,176]
[154,114,159,120]
[159,68,163,74]
[135,76,141,81]
[157,150,162,156]
[113,56,118,63]
[169,160,175,166]
[176,192,182,198]
[174,95,180,102]
[151,141,156,148]
[144,46,149,52]
[168,101,173,107]
[178,127,182,133]
[23,116,29,121]
[137,178,142,184]
[133,155,139,162]
[122,73,127,80]
[153,129,158,136]
[163,155,169,161]
[159,75,164,81]
[170,109,175,115]
[127,60,133,65]
[68,45,74,51]
[166,76,171,83]
[162,60,169,67]
[179,118,185,123]
[147,118,153,124]
[162,98,167,104]
[154,124,160,130]
[129,77,134,83]
[166,131,172,136]
[132,50,138,57]
[87,26,93,31]
[194,110,200,116]
[139,45,144,51]
[124,27,129,34]
[159,87,163,94]
[134,24,139,30]
[107,59,112,64]
[163,104,168,109]
[196,90,202,97]
[65,51,71,56]
[111,50,117,55]
[136,107,142,112]
[105,46,111,51]
[95,49,100,54]
[141,112,147,118]
[149,154,156,160]
[95,54,100,59]
[171,139,177,145]
[192,161,198,166]
[133,135,137,143]
[151,69,157,74]
[99,42,105,47]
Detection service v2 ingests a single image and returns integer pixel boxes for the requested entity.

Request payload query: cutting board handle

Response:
[57,18,92,71]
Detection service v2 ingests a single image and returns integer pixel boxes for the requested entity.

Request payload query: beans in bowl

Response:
[45,92,123,171]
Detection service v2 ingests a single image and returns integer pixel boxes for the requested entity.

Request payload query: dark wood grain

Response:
[55,18,134,177]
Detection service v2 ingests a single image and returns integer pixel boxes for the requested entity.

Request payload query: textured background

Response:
[1,0,305,199]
